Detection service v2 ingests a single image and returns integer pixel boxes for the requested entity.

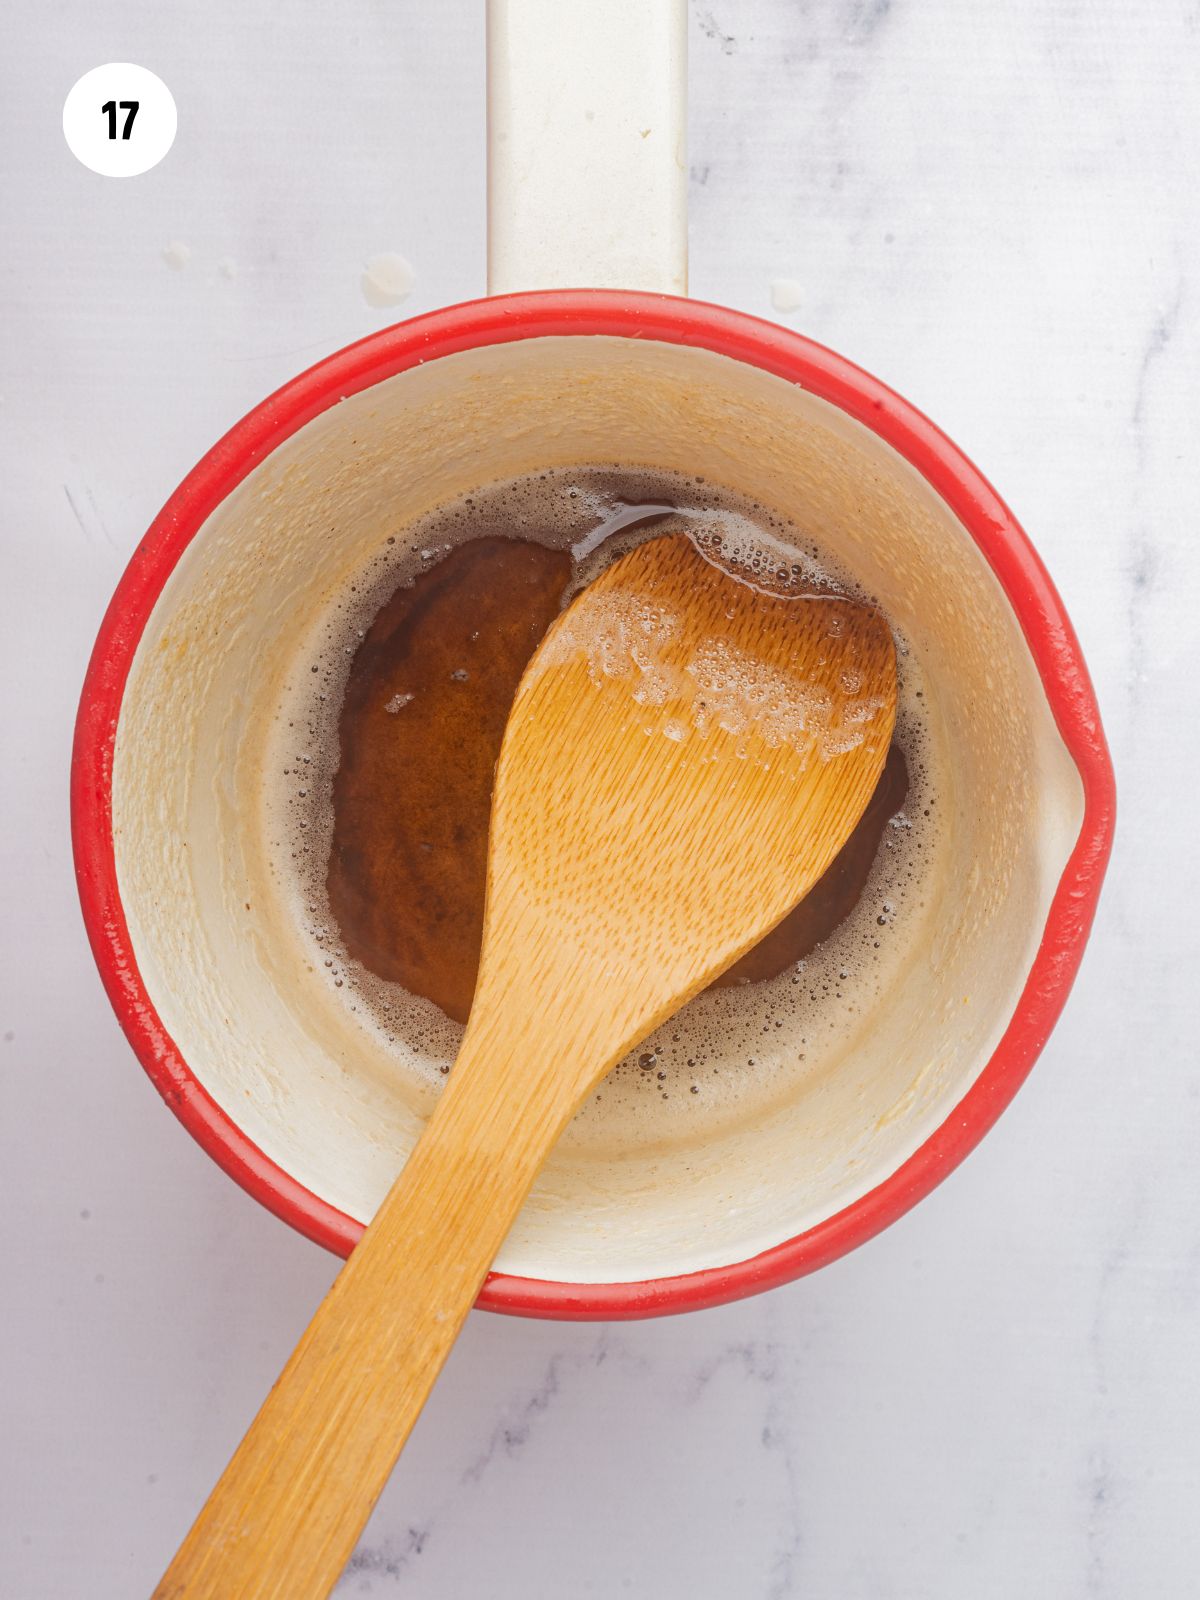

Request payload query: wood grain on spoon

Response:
[153,534,897,1600]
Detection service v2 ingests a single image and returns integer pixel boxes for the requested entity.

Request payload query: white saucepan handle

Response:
[487,0,688,294]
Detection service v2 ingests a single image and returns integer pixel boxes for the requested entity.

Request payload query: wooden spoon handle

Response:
[153,1049,569,1600]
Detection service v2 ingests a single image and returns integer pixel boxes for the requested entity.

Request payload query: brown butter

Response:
[328,536,908,1025]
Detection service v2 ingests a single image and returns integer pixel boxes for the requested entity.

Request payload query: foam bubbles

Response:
[262,466,944,1152]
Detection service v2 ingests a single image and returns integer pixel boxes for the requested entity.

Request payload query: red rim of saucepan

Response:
[71,290,1115,1319]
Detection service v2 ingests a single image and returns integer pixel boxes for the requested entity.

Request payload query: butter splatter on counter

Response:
[361,253,416,308]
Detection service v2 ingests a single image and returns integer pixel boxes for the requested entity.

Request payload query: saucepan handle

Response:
[486,0,688,294]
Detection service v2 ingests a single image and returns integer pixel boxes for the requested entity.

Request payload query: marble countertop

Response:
[3,1,1197,1594]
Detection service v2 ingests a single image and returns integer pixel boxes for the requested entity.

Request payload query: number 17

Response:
[101,100,139,140]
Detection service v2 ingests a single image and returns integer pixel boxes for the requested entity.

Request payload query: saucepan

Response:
[71,0,1115,1317]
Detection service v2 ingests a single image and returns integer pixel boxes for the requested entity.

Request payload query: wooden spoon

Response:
[154,533,896,1599]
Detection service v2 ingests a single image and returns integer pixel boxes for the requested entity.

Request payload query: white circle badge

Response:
[63,63,177,177]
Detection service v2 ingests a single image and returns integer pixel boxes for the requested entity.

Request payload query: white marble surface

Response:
[2,1,1197,1594]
